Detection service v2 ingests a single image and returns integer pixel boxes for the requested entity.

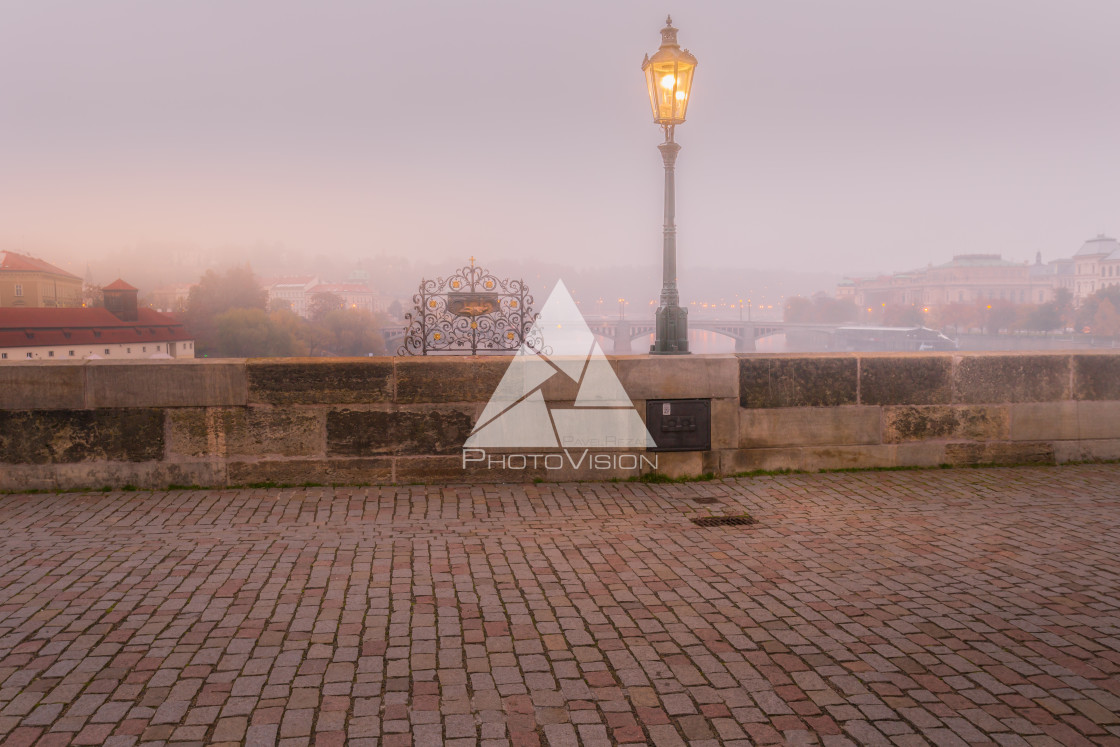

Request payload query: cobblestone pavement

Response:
[1,465,1119,746]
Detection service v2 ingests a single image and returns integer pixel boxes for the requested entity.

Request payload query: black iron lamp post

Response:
[643,16,697,354]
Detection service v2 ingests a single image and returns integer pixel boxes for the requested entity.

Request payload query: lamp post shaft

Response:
[651,133,689,354]
[659,139,680,308]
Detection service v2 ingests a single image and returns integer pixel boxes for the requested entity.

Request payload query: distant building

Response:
[0,251,83,308]
[841,235,1120,309]
[1071,234,1120,300]
[148,282,195,313]
[102,279,140,321]
[261,276,384,317]
[307,282,381,314]
[346,263,371,286]
[1027,252,1075,299]
[261,276,319,317]
[0,278,194,361]
[845,254,1051,309]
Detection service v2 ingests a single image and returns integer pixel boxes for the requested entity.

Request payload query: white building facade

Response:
[1071,235,1120,300]
[0,307,194,362]
[841,235,1120,309]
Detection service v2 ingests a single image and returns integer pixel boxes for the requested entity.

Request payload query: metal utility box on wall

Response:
[646,399,711,452]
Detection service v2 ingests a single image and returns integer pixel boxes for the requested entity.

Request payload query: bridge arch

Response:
[588,319,787,353]
[383,319,801,354]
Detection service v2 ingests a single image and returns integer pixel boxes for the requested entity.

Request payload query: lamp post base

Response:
[650,304,690,354]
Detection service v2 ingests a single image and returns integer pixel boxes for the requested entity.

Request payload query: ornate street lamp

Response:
[643,16,697,354]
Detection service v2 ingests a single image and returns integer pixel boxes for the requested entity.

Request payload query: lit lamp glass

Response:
[642,17,697,125]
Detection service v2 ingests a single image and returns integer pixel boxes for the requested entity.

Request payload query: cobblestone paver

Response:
[1,464,1119,745]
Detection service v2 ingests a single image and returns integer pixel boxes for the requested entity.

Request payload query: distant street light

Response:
[643,16,697,354]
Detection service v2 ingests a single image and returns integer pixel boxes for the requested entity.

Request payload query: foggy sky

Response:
[3,0,1119,277]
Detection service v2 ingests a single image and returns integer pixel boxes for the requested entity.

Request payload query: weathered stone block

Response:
[943,441,1056,466]
[248,359,392,405]
[645,451,705,480]
[1073,354,1120,401]
[883,405,1008,443]
[1010,402,1079,441]
[801,445,895,470]
[859,355,952,405]
[0,409,164,464]
[168,407,325,457]
[740,406,880,448]
[890,442,948,467]
[0,461,227,491]
[702,449,720,474]
[710,398,739,450]
[1077,401,1120,440]
[723,441,949,471]
[395,357,509,403]
[720,444,894,473]
[883,405,954,442]
[719,447,796,474]
[1054,439,1120,463]
[739,356,858,408]
[955,406,1010,440]
[0,363,85,410]
[538,359,586,402]
[720,442,947,473]
[327,407,475,456]
[86,360,247,408]
[953,354,1070,404]
[615,355,739,400]
[0,465,58,491]
[228,458,393,485]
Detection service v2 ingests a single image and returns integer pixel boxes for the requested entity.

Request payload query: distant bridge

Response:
[381,318,842,354]
[581,318,843,353]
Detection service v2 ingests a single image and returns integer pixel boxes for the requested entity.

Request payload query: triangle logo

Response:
[464,280,656,450]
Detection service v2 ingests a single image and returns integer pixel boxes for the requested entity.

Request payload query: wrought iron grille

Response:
[398,260,536,355]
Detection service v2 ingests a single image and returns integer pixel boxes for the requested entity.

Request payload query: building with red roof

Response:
[103,278,140,321]
[0,251,84,309]
[0,278,194,361]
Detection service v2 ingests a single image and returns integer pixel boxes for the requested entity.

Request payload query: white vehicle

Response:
[835,326,958,352]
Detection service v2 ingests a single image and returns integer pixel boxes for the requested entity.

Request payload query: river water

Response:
[607,330,788,354]
[607,330,1107,354]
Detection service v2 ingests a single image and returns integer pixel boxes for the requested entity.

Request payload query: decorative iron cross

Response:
[468,256,476,267]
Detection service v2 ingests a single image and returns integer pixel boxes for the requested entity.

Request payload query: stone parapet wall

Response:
[1,352,1118,490]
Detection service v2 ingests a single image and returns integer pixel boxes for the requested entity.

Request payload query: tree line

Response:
[182,266,389,358]
[784,286,1120,336]
[927,287,1120,336]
